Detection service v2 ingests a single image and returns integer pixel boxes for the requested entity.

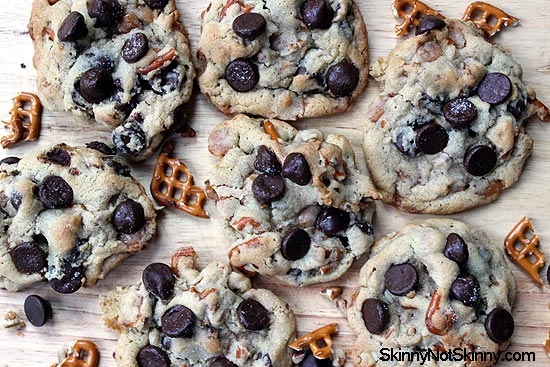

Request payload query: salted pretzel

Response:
[425,291,455,336]
[504,217,546,286]
[462,2,519,37]
[55,340,99,367]
[151,140,209,218]
[289,323,338,359]
[392,0,445,36]
[1,92,42,149]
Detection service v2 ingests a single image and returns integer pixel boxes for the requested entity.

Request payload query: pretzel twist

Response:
[1,92,42,149]
[462,2,519,37]
[392,0,445,36]
[289,323,338,360]
[57,340,99,367]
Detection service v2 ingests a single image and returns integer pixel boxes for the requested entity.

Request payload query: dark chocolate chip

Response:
[281,228,311,260]
[478,73,512,105]
[210,357,238,367]
[444,233,469,264]
[0,157,20,165]
[104,156,131,177]
[508,97,526,120]
[49,264,84,294]
[450,275,481,307]
[362,298,389,334]
[112,122,147,156]
[11,242,47,274]
[443,98,477,127]
[45,147,71,167]
[225,59,259,92]
[57,12,88,42]
[254,145,282,175]
[80,66,114,104]
[356,222,374,235]
[11,192,22,210]
[142,263,175,300]
[300,351,332,367]
[161,305,196,338]
[233,13,267,40]
[86,141,115,155]
[326,61,359,97]
[315,207,350,235]
[394,132,418,157]
[384,263,418,296]
[252,174,285,203]
[112,199,145,234]
[143,0,168,9]
[38,176,74,209]
[137,345,170,367]
[485,307,514,343]
[87,0,123,27]
[24,295,52,327]
[301,0,334,30]
[415,15,446,35]
[282,153,311,186]
[122,33,149,63]
[415,123,448,154]
[237,299,269,330]
[464,145,497,176]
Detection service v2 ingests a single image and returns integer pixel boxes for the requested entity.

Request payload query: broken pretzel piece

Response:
[138,48,178,75]
[1,92,42,149]
[532,99,550,123]
[54,340,99,367]
[425,290,454,336]
[462,2,519,37]
[289,323,338,360]
[545,332,550,359]
[392,0,445,36]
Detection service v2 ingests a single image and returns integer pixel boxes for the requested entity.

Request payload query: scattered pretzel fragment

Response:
[425,291,453,335]
[3,311,25,330]
[504,217,546,286]
[151,140,209,218]
[54,340,99,367]
[138,49,178,75]
[320,286,343,300]
[462,2,519,37]
[289,323,338,360]
[532,99,550,122]
[1,92,42,149]
[392,0,445,36]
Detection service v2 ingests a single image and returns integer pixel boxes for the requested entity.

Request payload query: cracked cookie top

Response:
[196,0,369,121]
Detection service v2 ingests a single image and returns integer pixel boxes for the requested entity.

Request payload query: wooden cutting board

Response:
[1,1,549,366]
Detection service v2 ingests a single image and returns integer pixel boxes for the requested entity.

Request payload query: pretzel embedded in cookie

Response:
[504,217,546,286]
[56,340,99,367]
[392,0,445,36]
[1,92,42,148]
[425,290,455,335]
[151,140,209,218]
[462,2,519,37]
[289,323,338,359]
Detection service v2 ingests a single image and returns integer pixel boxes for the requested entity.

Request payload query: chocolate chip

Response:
[137,345,170,367]
[444,233,469,264]
[79,66,114,104]
[86,141,115,155]
[143,0,168,9]
[237,299,269,330]
[210,357,238,367]
[49,263,84,294]
[315,207,350,235]
[38,176,73,209]
[478,73,512,105]
[415,15,446,35]
[326,61,359,97]
[254,145,281,175]
[443,98,477,127]
[301,0,334,30]
[0,157,20,165]
[281,228,311,260]
[142,263,175,300]
[225,59,259,92]
[45,147,71,166]
[356,222,374,235]
[415,123,448,154]
[11,242,46,274]
[450,275,481,307]
[508,97,526,120]
[464,145,497,176]
[485,307,514,343]
[87,0,123,27]
[112,122,147,155]
[122,33,149,63]
[384,263,418,296]
[10,193,22,210]
[104,156,131,177]
[252,174,285,203]
[112,199,145,234]
[233,13,266,40]
[362,298,389,334]
[57,12,88,42]
[282,153,311,186]
[394,132,418,157]
[161,305,196,338]
[24,295,52,327]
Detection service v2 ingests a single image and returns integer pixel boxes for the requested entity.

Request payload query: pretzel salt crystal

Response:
[392,0,445,36]
[289,323,338,359]
[462,2,519,37]
[57,340,99,367]
[1,92,42,149]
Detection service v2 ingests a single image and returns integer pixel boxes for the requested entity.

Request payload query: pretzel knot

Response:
[462,2,519,37]
[1,92,42,149]
[57,340,99,367]
[289,323,338,360]
[392,0,445,36]
[151,140,209,218]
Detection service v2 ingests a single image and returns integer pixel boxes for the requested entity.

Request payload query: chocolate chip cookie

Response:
[348,219,516,367]
[101,247,296,366]
[196,0,369,121]
[207,115,379,286]
[364,18,545,214]
[29,0,194,160]
[0,143,156,292]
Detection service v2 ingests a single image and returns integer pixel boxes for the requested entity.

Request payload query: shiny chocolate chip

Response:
[86,141,115,155]
[384,263,418,296]
[210,357,238,367]
[122,33,149,63]
[415,123,448,154]
[225,59,259,92]
[112,122,147,155]
[0,156,20,165]
[444,233,469,264]
[112,199,145,234]
[45,147,71,166]
[443,98,477,127]
[161,305,196,338]
[485,307,514,343]
[24,295,52,327]
[464,145,497,176]
[142,263,175,300]
[282,153,311,186]
[315,207,350,235]
[451,275,481,307]
[362,298,389,334]
[281,228,311,260]
[301,0,334,30]
[237,299,269,330]
[38,176,73,209]
[326,61,359,97]
[252,174,285,203]
[11,242,47,274]
[233,13,266,40]
[58,12,88,42]
[137,345,170,367]
[49,263,84,294]
[87,0,123,27]
[478,73,512,105]
[80,66,113,104]
[415,15,446,35]
[143,0,168,9]
[356,222,374,235]
[254,145,281,175]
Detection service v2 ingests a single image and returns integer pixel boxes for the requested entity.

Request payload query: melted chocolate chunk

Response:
[362,298,389,334]
[80,67,114,104]
[210,357,238,367]
[49,263,84,294]
[112,122,147,156]
[252,174,285,203]
[450,275,481,307]
[58,12,88,42]
[143,0,168,9]
[254,145,282,175]
[315,207,350,235]
[122,33,149,63]
[112,199,145,234]
[0,157,20,165]
[282,153,311,186]
[38,176,74,209]
[142,263,175,300]
[444,233,469,264]
[415,15,446,35]
[86,141,115,155]
[281,228,311,260]
[301,0,334,30]
[237,299,269,330]
[45,148,71,167]
[87,0,123,27]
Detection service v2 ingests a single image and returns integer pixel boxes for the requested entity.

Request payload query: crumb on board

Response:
[20,63,26,69]
[320,286,343,300]
[3,310,25,330]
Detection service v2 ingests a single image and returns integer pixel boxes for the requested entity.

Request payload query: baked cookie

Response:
[196,0,369,121]
[0,143,156,292]
[101,247,296,367]
[348,219,516,367]
[364,18,544,214]
[207,115,379,286]
[28,0,194,160]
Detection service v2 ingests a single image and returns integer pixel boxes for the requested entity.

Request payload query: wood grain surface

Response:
[1,1,550,366]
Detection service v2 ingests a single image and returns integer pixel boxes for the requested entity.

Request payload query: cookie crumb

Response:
[333,348,347,367]
[20,63,26,69]
[320,286,343,300]
[3,310,25,330]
